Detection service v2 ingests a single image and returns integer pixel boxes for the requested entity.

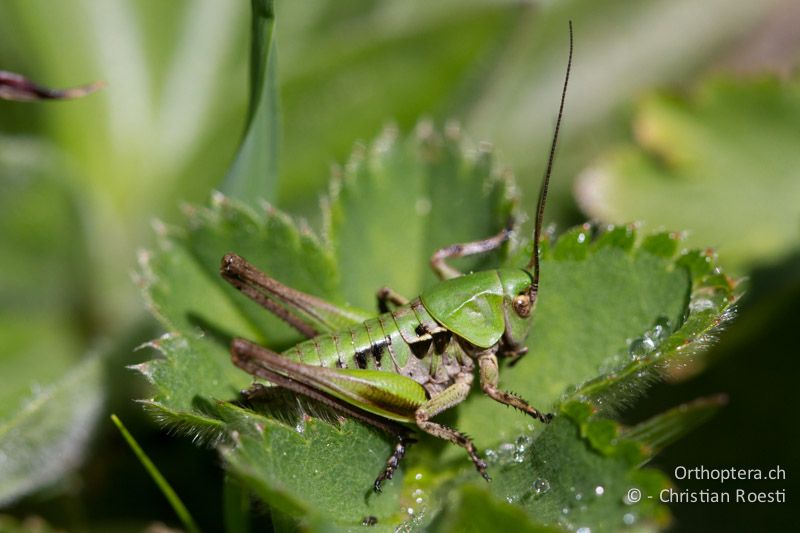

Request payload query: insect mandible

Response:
[221,22,573,492]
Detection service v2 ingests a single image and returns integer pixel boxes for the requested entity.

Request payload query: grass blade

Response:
[110,414,200,533]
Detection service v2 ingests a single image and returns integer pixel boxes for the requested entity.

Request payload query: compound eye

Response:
[513,293,531,317]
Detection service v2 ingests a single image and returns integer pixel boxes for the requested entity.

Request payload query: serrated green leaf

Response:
[326,123,515,308]
[141,194,346,351]
[222,0,280,205]
[452,412,671,532]
[220,403,404,528]
[577,76,800,271]
[454,226,713,449]
[141,126,734,528]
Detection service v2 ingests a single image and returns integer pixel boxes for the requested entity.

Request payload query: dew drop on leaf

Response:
[533,478,551,497]
[629,336,656,358]
[689,298,714,313]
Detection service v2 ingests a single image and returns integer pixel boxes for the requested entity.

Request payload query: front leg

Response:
[414,372,490,480]
[477,351,553,423]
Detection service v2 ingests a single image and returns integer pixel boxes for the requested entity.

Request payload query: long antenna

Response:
[527,21,573,288]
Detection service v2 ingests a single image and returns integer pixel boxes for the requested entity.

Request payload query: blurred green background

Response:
[1,0,798,530]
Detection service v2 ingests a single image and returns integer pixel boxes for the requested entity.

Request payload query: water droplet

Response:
[629,337,656,358]
[533,478,551,496]
[415,497,423,504]
[484,449,498,464]
[623,513,636,525]
[513,434,532,463]
[497,442,516,464]
[649,325,664,342]
[407,508,414,516]
[577,527,591,533]
[415,473,423,481]
[575,492,583,501]
[577,232,587,244]
[690,298,714,313]
[562,507,570,515]
[595,485,605,496]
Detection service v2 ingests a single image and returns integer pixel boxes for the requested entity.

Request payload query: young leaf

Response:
[221,0,280,205]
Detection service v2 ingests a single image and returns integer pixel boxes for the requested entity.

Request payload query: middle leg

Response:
[414,372,490,480]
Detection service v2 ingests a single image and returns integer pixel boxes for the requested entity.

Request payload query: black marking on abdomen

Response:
[355,349,369,369]
[371,337,387,368]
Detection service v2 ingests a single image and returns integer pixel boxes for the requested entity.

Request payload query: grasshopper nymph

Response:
[222,23,573,492]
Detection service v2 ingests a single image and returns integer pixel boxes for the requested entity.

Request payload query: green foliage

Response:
[0,139,104,505]
[577,76,800,271]
[0,354,104,506]
[274,1,783,212]
[139,124,734,528]
[1,0,794,530]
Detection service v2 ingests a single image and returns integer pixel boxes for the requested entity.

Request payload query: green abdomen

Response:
[281,298,456,385]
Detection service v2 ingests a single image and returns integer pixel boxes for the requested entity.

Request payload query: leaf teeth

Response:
[373,124,399,155]
[444,120,461,141]
[150,218,168,237]
[139,401,228,447]
[210,189,225,206]
[414,119,434,141]
[128,362,155,381]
